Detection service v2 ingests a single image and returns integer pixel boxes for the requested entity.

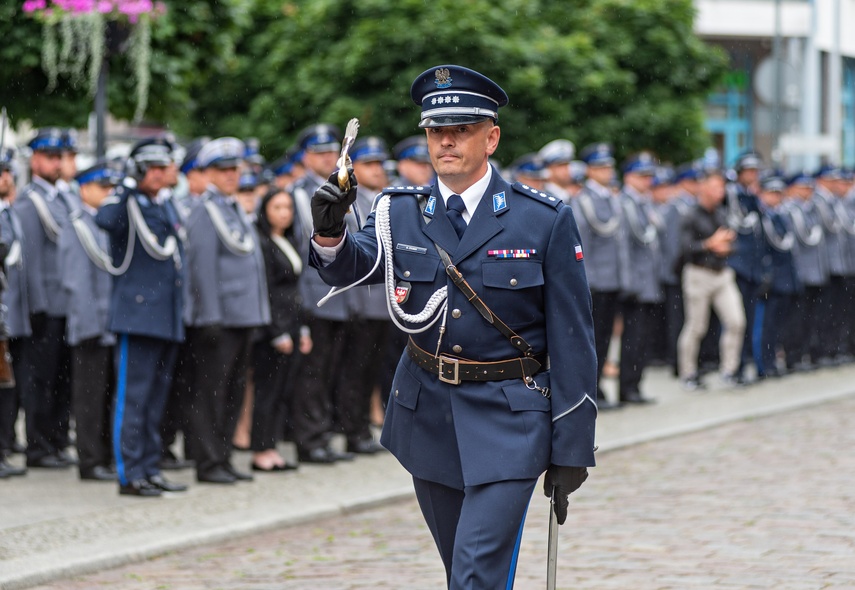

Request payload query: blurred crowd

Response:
[1,122,854,491]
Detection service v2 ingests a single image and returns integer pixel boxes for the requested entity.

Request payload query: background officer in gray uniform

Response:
[59,159,123,481]
[618,152,661,404]
[96,137,187,497]
[390,135,434,188]
[287,124,358,464]
[0,146,28,478]
[14,128,77,469]
[538,138,576,204]
[310,64,595,590]
[184,137,271,484]
[572,142,625,410]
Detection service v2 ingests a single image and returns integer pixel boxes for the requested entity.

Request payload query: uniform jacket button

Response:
[510,278,518,286]
[404,270,411,278]
[394,389,399,397]
[452,345,462,354]
[135,295,144,303]
[451,309,461,319]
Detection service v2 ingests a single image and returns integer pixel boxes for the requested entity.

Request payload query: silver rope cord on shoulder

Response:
[578,193,620,237]
[26,189,61,243]
[203,200,255,256]
[784,204,823,247]
[760,215,794,252]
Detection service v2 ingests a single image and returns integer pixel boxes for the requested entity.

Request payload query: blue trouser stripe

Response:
[753,300,766,374]
[113,334,129,486]
[505,501,530,590]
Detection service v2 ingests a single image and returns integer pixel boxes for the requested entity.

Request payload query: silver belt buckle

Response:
[438,355,460,385]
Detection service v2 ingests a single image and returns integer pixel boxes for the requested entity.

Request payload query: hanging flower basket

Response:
[22,0,167,122]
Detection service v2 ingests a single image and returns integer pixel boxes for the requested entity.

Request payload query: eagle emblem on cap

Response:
[434,68,452,89]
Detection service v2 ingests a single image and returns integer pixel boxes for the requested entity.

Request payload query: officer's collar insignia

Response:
[434,68,452,89]
[492,191,507,213]
[425,195,436,216]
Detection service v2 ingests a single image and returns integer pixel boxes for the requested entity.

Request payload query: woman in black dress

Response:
[250,188,311,471]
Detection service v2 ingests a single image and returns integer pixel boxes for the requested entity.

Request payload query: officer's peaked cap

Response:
[297,124,341,153]
[197,137,245,169]
[411,65,509,129]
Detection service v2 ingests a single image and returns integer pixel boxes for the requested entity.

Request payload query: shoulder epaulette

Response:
[381,184,432,196]
[511,182,562,208]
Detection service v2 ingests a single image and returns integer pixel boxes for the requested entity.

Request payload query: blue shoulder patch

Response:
[511,182,562,209]
[381,184,433,197]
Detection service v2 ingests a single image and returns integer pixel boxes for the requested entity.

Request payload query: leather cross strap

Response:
[407,338,546,385]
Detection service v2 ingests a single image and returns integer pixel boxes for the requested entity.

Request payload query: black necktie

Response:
[446,194,467,239]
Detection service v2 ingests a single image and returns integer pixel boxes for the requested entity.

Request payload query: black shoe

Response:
[223,464,254,481]
[159,456,195,471]
[298,447,338,464]
[80,465,116,481]
[251,461,299,472]
[620,390,656,405]
[327,448,356,462]
[346,439,386,455]
[197,466,237,484]
[56,450,79,466]
[148,473,188,492]
[0,458,26,478]
[119,479,162,497]
[27,454,72,469]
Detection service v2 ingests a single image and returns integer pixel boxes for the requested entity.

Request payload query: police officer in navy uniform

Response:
[390,135,434,187]
[14,128,78,468]
[287,124,358,463]
[95,137,188,497]
[184,137,271,484]
[572,142,626,410]
[60,159,124,480]
[309,65,596,589]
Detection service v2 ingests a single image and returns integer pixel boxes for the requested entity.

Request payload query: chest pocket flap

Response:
[482,260,544,290]
[394,250,440,283]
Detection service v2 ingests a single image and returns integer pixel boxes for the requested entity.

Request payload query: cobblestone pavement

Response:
[25,395,855,590]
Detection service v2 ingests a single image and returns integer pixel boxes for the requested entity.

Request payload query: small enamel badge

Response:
[575,244,584,261]
[395,281,411,304]
[492,191,507,212]
[425,195,436,216]
[488,249,536,259]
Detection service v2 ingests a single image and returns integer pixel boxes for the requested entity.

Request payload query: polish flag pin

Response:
[575,244,584,261]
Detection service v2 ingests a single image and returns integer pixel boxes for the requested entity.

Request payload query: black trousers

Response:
[71,339,114,472]
[186,326,253,476]
[251,340,298,452]
[816,276,846,360]
[590,290,619,399]
[20,316,72,461]
[334,318,389,446]
[784,286,823,366]
[619,300,656,398]
[289,317,347,453]
[0,338,24,453]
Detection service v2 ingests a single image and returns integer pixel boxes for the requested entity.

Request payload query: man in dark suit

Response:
[96,137,188,497]
[309,64,596,589]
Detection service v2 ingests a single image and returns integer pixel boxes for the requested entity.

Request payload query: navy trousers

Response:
[113,334,179,485]
[413,476,537,590]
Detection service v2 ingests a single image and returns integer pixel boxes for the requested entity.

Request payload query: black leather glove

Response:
[543,465,588,525]
[311,170,357,238]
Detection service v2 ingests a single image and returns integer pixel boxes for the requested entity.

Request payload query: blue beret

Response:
[129,137,175,167]
[410,65,508,128]
[351,137,389,163]
[75,158,123,186]
[539,139,575,166]
[28,127,64,153]
[735,151,763,172]
[197,137,245,169]
[579,143,614,167]
[180,137,210,174]
[297,124,341,153]
[622,152,657,176]
[510,153,548,180]
[393,136,430,162]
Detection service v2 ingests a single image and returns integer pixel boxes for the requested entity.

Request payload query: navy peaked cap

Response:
[735,151,763,171]
[62,128,79,152]
[579,143,614,167]
[411,65,508,128]
[622,152,657,175]
[761,176,786,192]
[129,137,174,167]
[197,137,245,169]
[297,124,341,153]
[180,137,210,174]
[511,153,548,180]
[28,127,65,153]
[393,136,430,162]
[352,137,389,163]
[76,158,123,186]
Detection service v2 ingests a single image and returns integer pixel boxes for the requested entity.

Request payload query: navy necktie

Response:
[446,194,467,239]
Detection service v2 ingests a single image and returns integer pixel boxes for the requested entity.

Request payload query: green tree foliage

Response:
[2,0,727,166]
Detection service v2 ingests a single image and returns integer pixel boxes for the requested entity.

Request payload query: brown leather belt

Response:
[406,338,547,385]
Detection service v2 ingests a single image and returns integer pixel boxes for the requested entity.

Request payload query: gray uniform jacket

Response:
[290,171,359,321]
[571,179,627,293]
[619,186,663,304]
[658,191,695,286]
[0,203,31,338]
[812,187,854,277]
[13,177,76,317]
[781,199,830,287]
[351,185,392,320]
[59,208,115,347]
[185,186,271,328]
